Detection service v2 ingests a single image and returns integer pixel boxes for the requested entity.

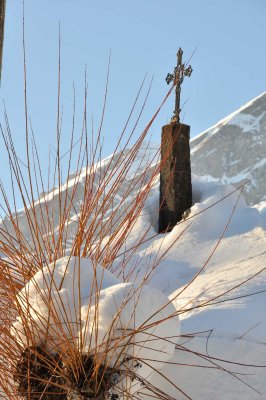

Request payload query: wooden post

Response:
[159,122,192,232]
[0,0,6,82]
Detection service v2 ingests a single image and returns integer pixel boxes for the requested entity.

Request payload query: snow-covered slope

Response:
[111,177,266,399]
[2,94,266,397]
[3,165,266,399]
[191,91,266,205]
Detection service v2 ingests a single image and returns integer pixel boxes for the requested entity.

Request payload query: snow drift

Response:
[6,169,266,399]
[12,256,180,397]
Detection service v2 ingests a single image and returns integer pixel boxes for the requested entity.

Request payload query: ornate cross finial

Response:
[166,48,192,123]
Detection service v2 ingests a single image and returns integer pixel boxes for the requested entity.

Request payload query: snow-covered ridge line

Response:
[191,90,266,147]
[190,90,266,205]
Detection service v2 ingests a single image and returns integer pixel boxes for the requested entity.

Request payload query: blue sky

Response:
[1,0,266,198]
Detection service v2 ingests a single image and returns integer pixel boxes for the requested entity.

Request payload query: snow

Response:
[252,156,266,170]
[227,112,265,133]
[147,336,266,399]
[190,91,266,206]
[5,154,266,398]
[12,256,180,397]
[191,91,266,146]
[253,201,266,229]
[112,176,266,399]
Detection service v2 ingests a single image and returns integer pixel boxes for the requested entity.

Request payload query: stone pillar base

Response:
[159,122,192,233]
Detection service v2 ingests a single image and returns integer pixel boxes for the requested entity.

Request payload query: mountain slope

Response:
[191,91,266,205]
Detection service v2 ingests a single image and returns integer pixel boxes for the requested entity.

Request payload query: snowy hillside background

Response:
[191,91,266,205]
[1,92,266,399]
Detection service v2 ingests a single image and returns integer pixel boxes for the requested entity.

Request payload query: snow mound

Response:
[12,256,180,395]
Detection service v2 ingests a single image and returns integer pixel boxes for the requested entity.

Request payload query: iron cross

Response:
[166,48,192,123]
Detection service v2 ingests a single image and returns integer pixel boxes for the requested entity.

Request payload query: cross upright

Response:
[166,48,192,123]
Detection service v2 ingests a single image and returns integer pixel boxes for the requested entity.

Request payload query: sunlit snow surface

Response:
[8,166,266,399]
[4,91,266,398]
[113,176,266,399]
